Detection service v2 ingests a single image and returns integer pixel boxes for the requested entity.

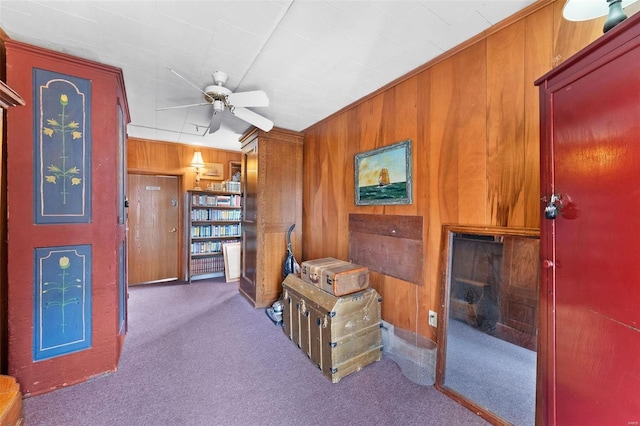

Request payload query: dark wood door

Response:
[240,141,258,302]
[538,17,640,423]
[127,174,180,285]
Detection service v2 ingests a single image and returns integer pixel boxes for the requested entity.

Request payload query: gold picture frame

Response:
[202,162,224,180]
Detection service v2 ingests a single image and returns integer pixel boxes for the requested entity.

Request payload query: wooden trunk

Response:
[0,376,21,426]
[281,274,382,383]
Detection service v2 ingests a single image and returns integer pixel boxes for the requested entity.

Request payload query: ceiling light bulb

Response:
[213,100,224,113]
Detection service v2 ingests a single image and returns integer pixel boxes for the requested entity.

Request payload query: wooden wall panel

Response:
[457,41,487,225]
[487,19,526,227]
[324,113,351,259]
[524,5,555,228]
[302,127,324,260]
[127,137,241,194]
[430,57,458,226]
[425,56,458,336]
[301,0,606,341]
[414,69,432,339]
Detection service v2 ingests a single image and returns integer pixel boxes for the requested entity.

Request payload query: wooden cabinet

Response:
[536,13,640,424]
[5,40,129,395]
[186,190,242,282]
[495,236,539,351]
[239,128,303,308]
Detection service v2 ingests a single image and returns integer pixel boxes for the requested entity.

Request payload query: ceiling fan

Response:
[157,68,274,134]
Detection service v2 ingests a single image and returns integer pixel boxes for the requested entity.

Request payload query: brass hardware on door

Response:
[169,227,177,233]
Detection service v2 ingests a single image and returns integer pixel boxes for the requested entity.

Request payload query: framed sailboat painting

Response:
[354,139,412,206]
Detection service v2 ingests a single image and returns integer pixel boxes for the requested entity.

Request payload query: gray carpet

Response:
[444,319,536,425]
[22,279,490,425]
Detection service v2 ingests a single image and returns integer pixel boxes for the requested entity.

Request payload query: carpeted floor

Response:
[21,279,490,425]
[444,319,536,425]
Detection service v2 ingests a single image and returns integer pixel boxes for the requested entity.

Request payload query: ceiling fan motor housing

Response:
[204,84,231,107]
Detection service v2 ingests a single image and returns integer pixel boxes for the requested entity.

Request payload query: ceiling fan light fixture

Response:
[213,99,225,113]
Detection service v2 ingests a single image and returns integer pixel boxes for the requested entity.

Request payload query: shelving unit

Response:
[186,189,242,282]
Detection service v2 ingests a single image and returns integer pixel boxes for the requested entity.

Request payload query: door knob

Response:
[169,227,177,233]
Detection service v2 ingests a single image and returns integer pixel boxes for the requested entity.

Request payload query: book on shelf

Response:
[191,193,242,208]
[189,255,226,275]
[225,181,241,193]
[191,208,241,222]
[191,238,241,255]
[190,224,241,239]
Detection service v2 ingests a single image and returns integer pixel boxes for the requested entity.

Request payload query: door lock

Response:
[544,194,563,220]
[543,193,577,220]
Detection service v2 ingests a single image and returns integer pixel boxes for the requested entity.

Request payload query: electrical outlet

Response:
[428,310,437,327]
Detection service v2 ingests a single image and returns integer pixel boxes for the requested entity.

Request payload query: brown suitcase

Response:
[320,262,369,296]
[301,257,369,296]
[300,257,345,285]
[282,274,382,383]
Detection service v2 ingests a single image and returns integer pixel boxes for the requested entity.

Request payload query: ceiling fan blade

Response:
[169,68,209,97]
[227,90,269,108]
[208,111,224,134]
[156,102,210,111]
[233,107,274,132]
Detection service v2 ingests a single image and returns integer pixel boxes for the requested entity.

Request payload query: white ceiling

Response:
[0,0,537,151]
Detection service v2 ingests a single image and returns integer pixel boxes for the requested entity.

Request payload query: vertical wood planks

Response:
[487,20,526,227]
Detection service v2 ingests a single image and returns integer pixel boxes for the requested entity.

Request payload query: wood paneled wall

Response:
[302,0,607,340]
[127,137,241,194]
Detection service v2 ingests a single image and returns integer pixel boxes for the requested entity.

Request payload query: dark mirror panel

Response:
[435,225,539,426]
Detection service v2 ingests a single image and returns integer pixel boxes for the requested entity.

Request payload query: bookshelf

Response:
[186,189,242,282]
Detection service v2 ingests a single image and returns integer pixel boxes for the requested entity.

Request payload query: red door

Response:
[539,22,640,424]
